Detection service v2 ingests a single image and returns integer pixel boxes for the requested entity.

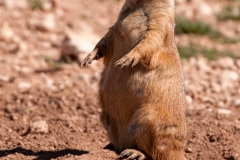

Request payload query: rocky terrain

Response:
[0,0,239,159]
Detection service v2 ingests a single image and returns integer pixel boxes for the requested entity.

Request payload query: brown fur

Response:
[81,0,187,159]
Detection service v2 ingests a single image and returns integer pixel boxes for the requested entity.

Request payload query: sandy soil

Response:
[0,0,239,160]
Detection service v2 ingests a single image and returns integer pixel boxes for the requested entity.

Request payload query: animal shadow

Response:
[0,147,89,160]
[103,143,115,152]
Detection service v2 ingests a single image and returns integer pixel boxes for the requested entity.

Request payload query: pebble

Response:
[185,147,193,153]
[42,0,55,11]
[221,70,239,82]
[41,14,56,31]
[235,123,240,130]
[30,13,56,32]
[186,95,193,104]
[60,30,99,63]
[235,99,240,107]
[0,76,11,83]
[17,82,32,93]
[236,60,240,69]
[217,109,231,115]
[3,0,28,9]
[217,57,235,70]
[10,114,18,121]
[78,73,90,83]
[30,119,49,134]
[0,23,14,42]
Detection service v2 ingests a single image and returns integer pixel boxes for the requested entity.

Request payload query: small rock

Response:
[78,73,90,83]
[19,42,28,51]
[42,41,51,49]
[196,0,213,17]
[31,14,56,32]
[17,82,32,93]
[45,77,54,88]
[0,76,11,83]
[8,43,19,54]
[3,0,28,9]
[217,101,225,108]
[0,23,14,42]
[236,60,240,69]
[182,0,214,20]
[217,109,231,115]
[209,135,217,142]
[49,34,61,47]
[55,8,64,17]
[210,82,221,93]
[19,67,32,75]
[185,147,193,153]
[234,123,240,130]
[186,95,193,104]
[50,85,59,92]
[221,70,238,82]
[197,57,211,72]
[0,42,19,54]
[10,114,18,121]
[60,30,99,63]
[42,0,55,11]
[235,99,240,107]
[217,57,235,70]
[30,120,49,134]
[60,37,79,62]
[42,14,56,31]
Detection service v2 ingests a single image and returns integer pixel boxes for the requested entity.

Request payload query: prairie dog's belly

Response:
[117,8,148,41]
[100,66,147,126]
[100,66,151,105]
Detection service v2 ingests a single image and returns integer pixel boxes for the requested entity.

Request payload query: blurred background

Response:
[0,0,239,159]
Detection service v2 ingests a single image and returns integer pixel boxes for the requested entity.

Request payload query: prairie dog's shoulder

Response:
[117,8,148,40]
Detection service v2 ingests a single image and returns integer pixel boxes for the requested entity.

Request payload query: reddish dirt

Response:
[0,0,240,160]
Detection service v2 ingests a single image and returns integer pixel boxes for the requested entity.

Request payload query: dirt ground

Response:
[0,0,240,160]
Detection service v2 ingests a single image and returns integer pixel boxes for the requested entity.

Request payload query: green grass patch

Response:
[175,17,240,43]
[178,44,237,60]
[27,0,42,10]
[41,55,73,68]
[217,6,240,21]
[175,18,221,37]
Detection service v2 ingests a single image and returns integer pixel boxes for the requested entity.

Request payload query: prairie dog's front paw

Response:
[115,53,140,68]
[81,48,100,67]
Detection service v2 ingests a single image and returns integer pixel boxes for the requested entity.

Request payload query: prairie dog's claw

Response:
[81,48,99,67]
[119,149,145,160]
[115,54,140,68]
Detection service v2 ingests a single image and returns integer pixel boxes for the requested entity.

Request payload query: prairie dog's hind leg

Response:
[119,149,146,160]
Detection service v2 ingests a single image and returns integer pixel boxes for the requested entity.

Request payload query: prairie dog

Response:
[81,0,187,159]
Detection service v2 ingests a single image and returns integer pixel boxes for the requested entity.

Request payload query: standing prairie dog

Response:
[81,0,187,159]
